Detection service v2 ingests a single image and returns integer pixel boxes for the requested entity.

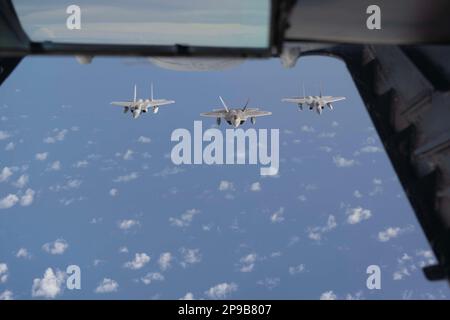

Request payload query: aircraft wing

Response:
[243,110,272,117]
[200,110,228,117]
[146,100,175,107]
[322,96,346,103]
[282,98,308,104]
[111,101,135,107]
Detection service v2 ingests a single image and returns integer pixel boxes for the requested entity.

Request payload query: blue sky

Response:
[0,55,448,300]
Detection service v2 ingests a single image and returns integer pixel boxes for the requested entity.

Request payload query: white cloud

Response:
[353,190,363,198]
[218,180,234,191]
[319,132,336,138]
[109,188,118,197]
[42,239,68,255]
[124,253,150,270]
[180,248,202,267]
[239,253,257,273]
[0,131,10,140]
[333,155,356,168]
[13,174,28,188]
[0,194,19,209]
[141,272,164,285]
[153,166,185,177]
[16,248,31,259]
[346,207,372,224]
[360,145,382,153]
[205,282,238,299]
[138,136,151,143]
[31,268,65,299]
[20,188,35,206]
[180,292,194,300]
[307,215,337,241]
[289,264,306,275]
[169,208,200,227]
[123,149,134,160]
[5,142,14,151]
[49,179,82,192]
[378,226,413,242]
[378,227,401,242]
[0,167,13,182]
[301,125,315,133]
[250,182,261,192]
[158,252,173,271]
[0,263,8,283]
[118,219,140,230]
[119,246,129,254]
[270,207,285,223]
[48,160,61,171]
[114,172,138,182]
[320,290,337,300]
[0,290,13,300]
[256,277,280,290]
[44,129,68,144]
[95,278,118,294]
[74,160,88,168]
[35,152,48,161]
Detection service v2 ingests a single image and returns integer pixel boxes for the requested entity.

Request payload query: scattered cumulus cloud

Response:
[0,263,8,283]
[333,155,356,168]
[43,128,68,144]
[141,272,164,285]
[35,152,48,161]
[114,172,138,182]
[138,136,151,143]
[378,225,414,242]
[42,239,69,255]
[270,207,285,223]
[307,215,337,241]
[346,207,372,224]
[289,264,306,275]
[250,182,261,192]
[0,194,19,209]
[0,167,13,183]
[205,282,238,299]
[320,290,337,300]
[16,248,31,259]
[169,209,200,228]
[13,174,28,188]
[118,219,140,230]
[180,292,194,300]
[158,252,173,271]
[0,290,13,300]
[238,253,257,273]
[0,131,10,140]
[218,180,234,191]
[124,253,150,270]
[95,278,118,294]
[31,268,65,299]
[20,188,35,206]
[180,248,202,267]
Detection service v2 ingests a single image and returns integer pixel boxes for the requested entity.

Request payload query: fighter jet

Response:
[111,83,175,119]
[200,96,272,128]
[282,84,345,115]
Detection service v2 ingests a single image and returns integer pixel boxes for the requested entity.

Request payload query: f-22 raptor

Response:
[200,96,271,128]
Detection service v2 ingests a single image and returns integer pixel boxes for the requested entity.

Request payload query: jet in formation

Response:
[282,85,346,115]
[111,84,175,119]
[200,96,272,128]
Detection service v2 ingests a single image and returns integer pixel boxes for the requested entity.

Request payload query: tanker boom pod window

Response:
[11,0,271,49]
